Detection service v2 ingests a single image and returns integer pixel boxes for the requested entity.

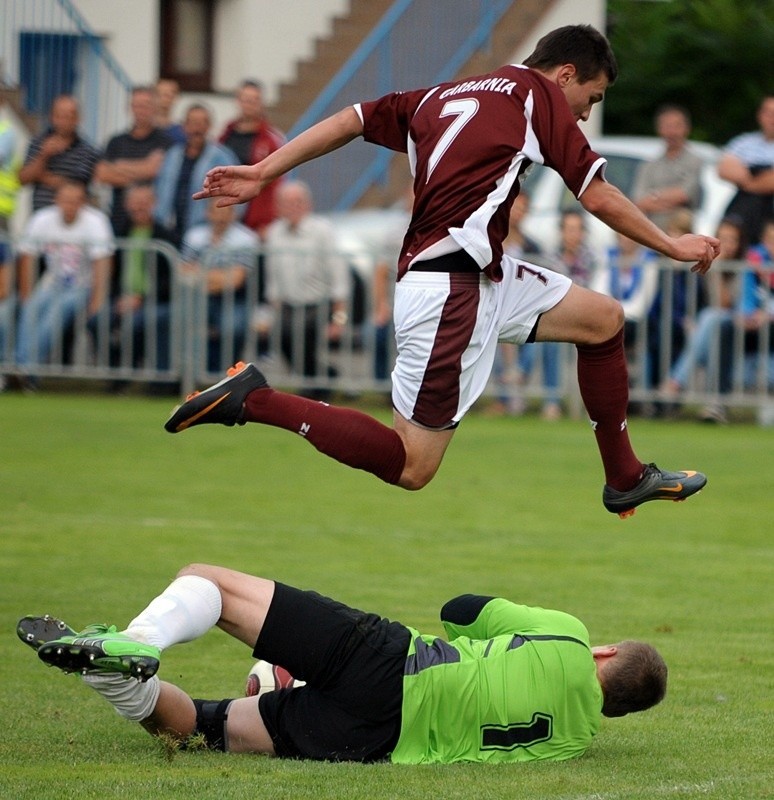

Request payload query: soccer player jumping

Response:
[166,25,717,517]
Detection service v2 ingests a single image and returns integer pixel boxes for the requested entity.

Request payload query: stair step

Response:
[266,0,555,208]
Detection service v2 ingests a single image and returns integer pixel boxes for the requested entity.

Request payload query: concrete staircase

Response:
[267,0,557,206]
[0,84,43,135]
[267,0,395,134]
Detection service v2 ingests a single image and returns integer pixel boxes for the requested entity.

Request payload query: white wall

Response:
[214,0,349,103]
[71,0,349,135]
[70,0,608,135]
[73,0,160,85]
[73,0,348,104]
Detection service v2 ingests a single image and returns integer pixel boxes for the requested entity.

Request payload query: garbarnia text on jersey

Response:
[438,78,517,99]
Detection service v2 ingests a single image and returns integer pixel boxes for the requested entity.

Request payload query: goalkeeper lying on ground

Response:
[19,562,666,763]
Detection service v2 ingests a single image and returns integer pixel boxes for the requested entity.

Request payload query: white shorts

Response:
[391,255,572,429]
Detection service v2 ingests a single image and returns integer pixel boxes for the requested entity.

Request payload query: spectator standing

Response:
[552,209,597,287]
[633,105,704,232]
[0,100,20,365]
[521,209,598,419]
[219,80,285,239]
[717,95,774,246]
[14,182,113,378]
[18,95,100,212]
[0,95,20,245]
[180,200,259,373]
[591,234,659,372]
[262,181,349,398]
[155,104,239,243]
[155,78,186,145]
[95,86,174,235]
[93,183,178,381]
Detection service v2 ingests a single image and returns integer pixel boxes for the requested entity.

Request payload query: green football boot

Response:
[17,615,77,651]
[37,624,160,682]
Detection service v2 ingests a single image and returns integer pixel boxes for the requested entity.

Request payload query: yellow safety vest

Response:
[0,121,21,217]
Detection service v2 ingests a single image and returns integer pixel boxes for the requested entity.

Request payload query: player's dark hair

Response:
[523,25,618,84]
[600,641,667,717]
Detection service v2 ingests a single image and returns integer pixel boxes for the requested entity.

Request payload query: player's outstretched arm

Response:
[194,107,364,207]
[580,176,720,274]
[193,163,264,206]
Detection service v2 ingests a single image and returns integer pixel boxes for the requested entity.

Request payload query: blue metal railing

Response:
[289,0,515,210]
[0,0,132,146]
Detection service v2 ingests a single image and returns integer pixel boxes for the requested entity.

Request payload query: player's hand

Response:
[192,164,264,206]
[671,234,721,275]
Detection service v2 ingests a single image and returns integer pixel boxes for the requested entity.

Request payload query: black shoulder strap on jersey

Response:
[440,594,497,626]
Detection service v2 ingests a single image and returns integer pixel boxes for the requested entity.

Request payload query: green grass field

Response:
[1,391,771,799]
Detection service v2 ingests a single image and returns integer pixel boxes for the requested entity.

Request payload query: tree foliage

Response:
[604,0,773,144]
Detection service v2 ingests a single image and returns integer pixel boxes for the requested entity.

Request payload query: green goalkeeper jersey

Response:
[390,597,602,764]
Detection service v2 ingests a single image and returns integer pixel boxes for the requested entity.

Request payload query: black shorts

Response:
[254,582,412,762]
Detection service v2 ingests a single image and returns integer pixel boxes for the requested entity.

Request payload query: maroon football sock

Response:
[576,330,643,491]
[242,388,407,485]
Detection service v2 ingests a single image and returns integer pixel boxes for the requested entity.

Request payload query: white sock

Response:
[124,575,222,651]
[82,673,161,721]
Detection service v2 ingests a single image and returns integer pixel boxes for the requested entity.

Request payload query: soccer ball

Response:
[245,660,305,698]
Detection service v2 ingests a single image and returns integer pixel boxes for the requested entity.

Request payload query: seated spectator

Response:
[509,208,597,419]
[180,200,259,373]
[14,182,114,383]
[90,184,178,384]
[659,216,747,423]
[18,95,100,212]
[732,217,774,392]
[261,181,349,399]
[551,209,597,287]
[155,78,186,145]
[95,86,174,234]
[590,233,660,361]
[645,209,706,400]
[155,104,239,243]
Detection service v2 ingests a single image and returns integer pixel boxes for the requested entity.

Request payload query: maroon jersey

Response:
[356,65,606,281]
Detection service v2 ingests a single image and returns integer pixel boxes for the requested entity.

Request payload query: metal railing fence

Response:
[1,237,772,421]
